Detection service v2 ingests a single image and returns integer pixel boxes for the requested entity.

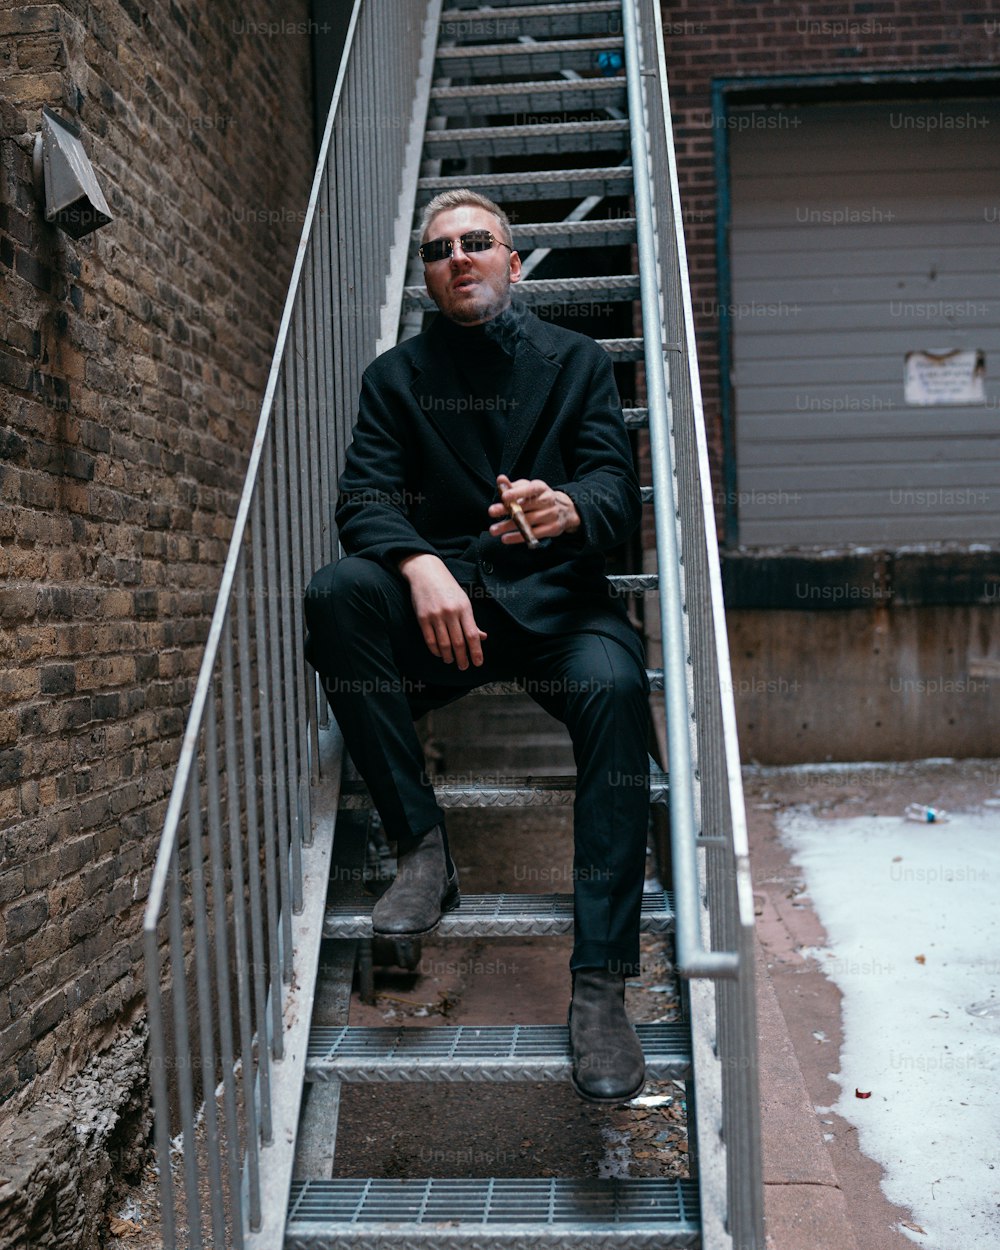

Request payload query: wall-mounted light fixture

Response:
[32,106,113,239]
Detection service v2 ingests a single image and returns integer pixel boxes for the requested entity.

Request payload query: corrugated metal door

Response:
[728,99,1000,546]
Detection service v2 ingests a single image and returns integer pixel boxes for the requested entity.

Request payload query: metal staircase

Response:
[142,2,761,1247]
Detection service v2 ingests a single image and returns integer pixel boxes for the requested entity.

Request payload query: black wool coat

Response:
[335,304,644,666]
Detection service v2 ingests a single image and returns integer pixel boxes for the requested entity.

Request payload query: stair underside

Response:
[286,1178,701,1249]
[324,889,674,939]
[305,1022,690,1082]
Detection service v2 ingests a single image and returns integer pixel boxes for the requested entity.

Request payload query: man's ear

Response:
[508,250,522,283]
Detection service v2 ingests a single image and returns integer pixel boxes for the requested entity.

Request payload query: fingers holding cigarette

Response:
[488,476,582,545]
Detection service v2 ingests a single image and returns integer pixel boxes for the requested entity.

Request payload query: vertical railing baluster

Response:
[275,368,304,912]
[205,652,244,1249]
[168,829,204,1250]
[224,567,264,1231]
[258,434,288,1049]
[187,754,227,1249]
[290,286,314,849]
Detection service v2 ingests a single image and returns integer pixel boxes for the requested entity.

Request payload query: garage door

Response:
[728,99,1000,546]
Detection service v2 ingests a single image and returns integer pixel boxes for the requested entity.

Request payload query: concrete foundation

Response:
[728,605,1000,763]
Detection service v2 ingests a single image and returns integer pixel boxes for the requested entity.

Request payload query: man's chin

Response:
[445,293,510,326]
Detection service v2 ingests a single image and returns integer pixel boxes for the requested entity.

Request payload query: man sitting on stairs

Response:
[304,189,650,1104]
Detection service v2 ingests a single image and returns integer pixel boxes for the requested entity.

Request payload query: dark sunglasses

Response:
[418,229,513,263]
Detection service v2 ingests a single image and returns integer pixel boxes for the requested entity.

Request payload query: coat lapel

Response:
[408,306,562,490]
[409,354,497,492]
[498,327,561,479]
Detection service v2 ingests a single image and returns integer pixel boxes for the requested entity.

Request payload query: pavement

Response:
[746,758,999,1250]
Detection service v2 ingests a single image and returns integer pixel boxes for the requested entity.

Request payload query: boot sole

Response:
[569,1069,646,1105]
[371,879,461,939]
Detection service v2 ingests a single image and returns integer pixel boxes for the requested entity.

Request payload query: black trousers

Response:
[304,555,650,973]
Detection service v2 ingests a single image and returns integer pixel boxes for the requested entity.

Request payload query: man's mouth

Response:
[453,277,477,292]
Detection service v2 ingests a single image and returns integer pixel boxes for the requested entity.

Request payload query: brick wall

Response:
[0,0,315,1113]
[657,0,1000,522]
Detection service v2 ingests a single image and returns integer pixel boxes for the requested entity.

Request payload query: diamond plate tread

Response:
[440,2,621,42]
[324,889,674,940]
[623,407,648,428]
[429,77,628,118]
[607,572,658,593]
[411,217,636,250]
[305,1022,691,1083]
[417,166,632,204]
[338,763,667,810]
[597,338,643,360]
[403,274,639,312]
[435,38,624,80]
[424,118,629,158]
[285,1178,702,1248]
[468,666,663,694]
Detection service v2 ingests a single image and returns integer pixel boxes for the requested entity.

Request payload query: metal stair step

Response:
[446,0,601,8]
[424,118,629,159]
[435,37,624,80]
[608,572,658,594]
[428,76,628,118]
[417,166,632,205]
[623,406,648,428]
[339,762,667,810]
[403,273,639,312]
[305,1022,690,1083]
[324,888,674,939]
[468,666,663,694]
[286,1177,701,1248]
[411,217,637,250]
[597,337,644,360]
[440,2,623,42]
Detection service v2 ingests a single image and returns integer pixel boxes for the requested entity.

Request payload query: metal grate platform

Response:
[305,1022,690,1083]
[324,889,674,940]
[285,1178,702,1248]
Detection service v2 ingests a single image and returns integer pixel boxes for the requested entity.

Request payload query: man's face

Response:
[421,206,521,325]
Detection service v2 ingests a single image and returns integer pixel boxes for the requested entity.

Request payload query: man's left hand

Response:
[488,474,581,544]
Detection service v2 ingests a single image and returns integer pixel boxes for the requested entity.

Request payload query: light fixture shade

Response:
[33,106,113,239]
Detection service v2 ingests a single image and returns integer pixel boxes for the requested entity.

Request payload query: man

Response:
[304,190,650,1103]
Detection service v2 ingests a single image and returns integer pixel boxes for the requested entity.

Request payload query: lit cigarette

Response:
[508,500,539,548]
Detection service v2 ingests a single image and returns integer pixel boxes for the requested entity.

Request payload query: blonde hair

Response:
[418,190,513,248]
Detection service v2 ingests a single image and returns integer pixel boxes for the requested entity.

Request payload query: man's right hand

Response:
[397,553,487,670]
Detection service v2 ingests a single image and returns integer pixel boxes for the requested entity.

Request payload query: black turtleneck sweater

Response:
[435,305,522,474]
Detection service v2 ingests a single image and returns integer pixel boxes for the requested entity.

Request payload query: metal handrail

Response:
[621,0,738,980]
[141,3,438,1245]
[625,0,764,1243]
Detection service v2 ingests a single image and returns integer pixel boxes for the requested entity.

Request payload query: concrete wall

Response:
[0,1,315,1240]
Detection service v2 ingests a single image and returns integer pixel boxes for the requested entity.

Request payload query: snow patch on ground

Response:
[780,806,1000,1249]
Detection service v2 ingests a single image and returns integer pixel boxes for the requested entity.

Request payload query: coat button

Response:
[482,561,494,576]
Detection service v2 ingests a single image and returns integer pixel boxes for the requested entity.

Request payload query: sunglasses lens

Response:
[420,238,451,262]
[460,231,494,252]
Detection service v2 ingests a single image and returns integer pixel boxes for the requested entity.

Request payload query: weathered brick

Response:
[4,893,49,940]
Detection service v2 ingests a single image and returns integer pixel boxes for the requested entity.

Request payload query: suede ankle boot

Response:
[371,825,459,937]
[568,967,645,1103]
